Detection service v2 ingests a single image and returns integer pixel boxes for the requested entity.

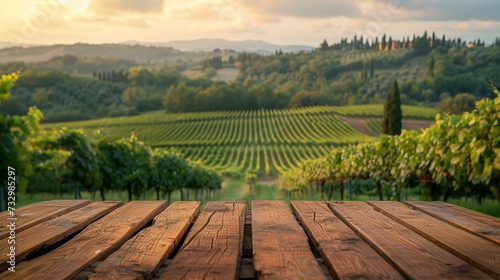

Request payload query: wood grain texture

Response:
[159,201,246,280]
[89,201,201,280]
[252,200,326,280]
[0,201,122,272]
[370,201,500,278]
[328,201,491,280]
[405,201,500,245]
[0,200,90,239]
[0,201,167,280]
[291,201,403,279]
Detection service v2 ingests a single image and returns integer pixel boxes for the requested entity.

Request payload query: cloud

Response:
[208,16,265,33]
[74,14,150,28]
[234,0,499,24]
[311,21,333,30]
[457,20,499,30]
[88,0,166,15]
[237,0,358,18]
[391,0,499,22]
[168,1,264,34]
[169,0,238,21]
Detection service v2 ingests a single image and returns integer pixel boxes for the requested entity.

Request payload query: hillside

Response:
[3,36,499,125]
[0,39,314,64]
[156,39,314,54]
[0,43,197,63]
[42,105,437,177]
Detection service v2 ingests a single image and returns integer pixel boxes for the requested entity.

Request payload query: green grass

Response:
[15,181,499,217]
[448,198,500,217]
[140,109,165,116]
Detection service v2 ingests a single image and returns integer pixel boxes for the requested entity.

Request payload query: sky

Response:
[1,0,499,47]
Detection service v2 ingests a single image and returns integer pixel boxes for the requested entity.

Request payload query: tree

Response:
[438,93,476,115]
[429,55,435,77]
[245,171,258,193]
[382,80,402,135]
[320,39,329,51]
[361,61,368,80]
[0,73,42,210]
[370,59,375,78]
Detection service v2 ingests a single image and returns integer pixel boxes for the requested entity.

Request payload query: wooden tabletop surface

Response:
[0,200,498,279]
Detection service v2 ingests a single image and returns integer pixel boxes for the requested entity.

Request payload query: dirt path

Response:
[337,115,377,136]
[337,115,434,136]
[257,176,277,186]
[402,119,435,131]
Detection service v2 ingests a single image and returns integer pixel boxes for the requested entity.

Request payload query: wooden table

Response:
[0,200,498,279]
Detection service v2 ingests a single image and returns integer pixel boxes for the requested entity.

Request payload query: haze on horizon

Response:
[1,0,499,47]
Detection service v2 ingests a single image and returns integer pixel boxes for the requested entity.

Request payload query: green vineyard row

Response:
[280,85,500,201]
[42,104,436,176]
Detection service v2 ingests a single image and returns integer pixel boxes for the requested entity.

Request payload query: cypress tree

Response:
[382,80,402,135]
[320,39,329,51]
[370,59,374,78]
[429,55,435,77]
[362,61,368,80]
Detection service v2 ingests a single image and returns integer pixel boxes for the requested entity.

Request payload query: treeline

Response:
[0,74,221,210]
[2,31,500,121]
[92,69,128,83]
[29,129,221,203]
[279,83,500,203]
[236,32,499,108]
[0,56,137,76]
[321,31,485,53]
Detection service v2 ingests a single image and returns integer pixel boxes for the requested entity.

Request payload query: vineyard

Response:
[280,84,500,203]
[43,105,436,177]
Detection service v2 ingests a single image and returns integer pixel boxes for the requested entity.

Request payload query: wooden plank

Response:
[252,200,326,280]
[370,201,500,278]
[328,201,490,279]
[0,200,90,239]
[89,201,201,280]
[158,201,246,280]
[0,201,122,272]
[291,201,403,279]
[405,201,500,245]
[0,201,167,280]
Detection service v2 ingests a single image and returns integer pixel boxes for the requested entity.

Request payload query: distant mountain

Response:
[0,39,314,64]
[0,42,39,49]
[121,39,315,54]
[0,43,194,64]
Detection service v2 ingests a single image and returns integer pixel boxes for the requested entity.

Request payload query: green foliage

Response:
[27,128,222,201]
[0,73,18,100]
[0,73,43,209]
[439,93,476,115]
[31,128,101,197]
[42,104,436,178]
[382,80,402,135]
[281,87,500,201]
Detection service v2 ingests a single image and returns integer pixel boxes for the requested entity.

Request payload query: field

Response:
[19,180,500,217]
[42,104,436,176]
